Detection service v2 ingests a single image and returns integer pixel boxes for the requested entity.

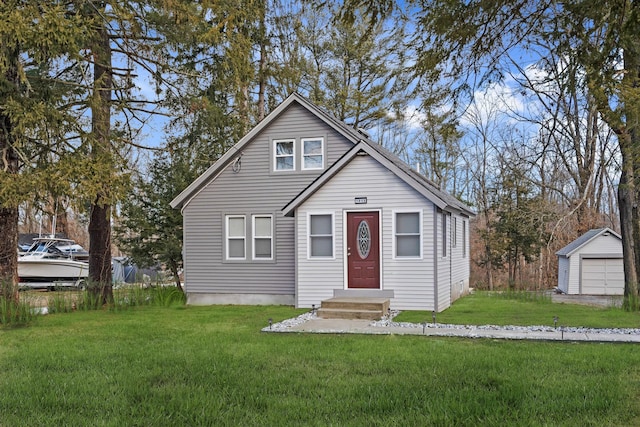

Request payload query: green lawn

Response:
[395,291,640,328]
[1,302,640,426]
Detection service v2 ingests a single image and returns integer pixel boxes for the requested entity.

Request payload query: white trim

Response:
[301,137,325,170]
[273,138,296,172]
[462,219,467,258]
[343,209,383,290]
[252,214,273,260]
[392,209,423,260]
[307,212,335,260]
[225,215,246,260]
[452,216,457,248]
[283,141,475,217]
[441,212,448,258]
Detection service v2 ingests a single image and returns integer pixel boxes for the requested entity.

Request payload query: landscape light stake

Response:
[553,316,558,329]
[423,322,427,335]
[311,304,316,315]
[561,326,564,340]
[268,318,273,330]
[432,311,436,324]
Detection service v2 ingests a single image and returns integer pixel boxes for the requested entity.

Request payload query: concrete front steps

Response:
[317,297,390,320]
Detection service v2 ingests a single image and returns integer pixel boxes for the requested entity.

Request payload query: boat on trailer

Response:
[18,237,89,289]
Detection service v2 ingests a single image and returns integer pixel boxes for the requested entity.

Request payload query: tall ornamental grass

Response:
[0,296,35,327]
[0,280,37,327]
[46,284,186,314]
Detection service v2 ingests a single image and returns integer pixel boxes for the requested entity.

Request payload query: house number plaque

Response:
[354,197,367,204]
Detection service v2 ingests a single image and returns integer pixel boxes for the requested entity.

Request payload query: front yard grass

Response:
[394,291,640,328]
[1,303,640,426]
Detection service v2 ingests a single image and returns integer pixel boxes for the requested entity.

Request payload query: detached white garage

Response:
[556,228,624,295]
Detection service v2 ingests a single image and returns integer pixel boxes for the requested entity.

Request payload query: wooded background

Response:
[2,1,638,301]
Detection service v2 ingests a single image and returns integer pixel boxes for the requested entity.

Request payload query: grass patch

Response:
[395,291,640,328]
[1,305,640,426]
[0,297,36,327]
[44,285,187,314]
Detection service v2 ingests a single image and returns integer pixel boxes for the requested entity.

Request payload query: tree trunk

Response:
[0,44,20,301]
[619,18,640,309]
[618,162,639,307]
[0,207,18,301]
[88,7,113,304]
[55,206,69,238]
[256,9,267,122]
[168,259,183,293]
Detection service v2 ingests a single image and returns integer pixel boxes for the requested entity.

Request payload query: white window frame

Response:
[393,210,423,259]
[251,214,274,261]
[273,139,295,171]
[452,217,458,248]
[307,212,334,259]
[225,215,246,260]
[252,215,273,260]
[462,219,467,258]
[442,212,448,258]
[301,137,324,170]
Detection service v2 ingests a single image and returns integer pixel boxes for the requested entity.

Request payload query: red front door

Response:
[347,211,380,289]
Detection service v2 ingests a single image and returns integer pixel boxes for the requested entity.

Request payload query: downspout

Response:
[433,205,438,312]
[293,212,299,307]
[450,213,453,302]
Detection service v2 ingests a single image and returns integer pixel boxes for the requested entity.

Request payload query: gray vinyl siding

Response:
[437,212,451,312]
[295,155,437,310]
[182,102,353,295]
[450,215,469,301]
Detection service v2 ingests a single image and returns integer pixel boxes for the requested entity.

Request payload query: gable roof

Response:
[282,141,475,217]
[171,92,474,217]
[556,227,622,257]
[170,93,365,210]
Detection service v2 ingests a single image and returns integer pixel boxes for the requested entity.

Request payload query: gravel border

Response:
[263,310,640,336]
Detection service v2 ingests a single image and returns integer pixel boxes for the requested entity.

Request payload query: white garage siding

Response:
[580,257,624,295]
[556,228,623,295]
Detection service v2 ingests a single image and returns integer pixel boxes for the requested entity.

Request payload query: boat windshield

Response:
[25,240,69,258]
[33,243,49,253]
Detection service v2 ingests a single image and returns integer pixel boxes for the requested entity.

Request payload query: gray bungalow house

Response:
[171,93,475,311]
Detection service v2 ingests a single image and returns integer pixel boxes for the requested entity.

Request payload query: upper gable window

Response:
[274,139,295,171]
[302,138,324,170]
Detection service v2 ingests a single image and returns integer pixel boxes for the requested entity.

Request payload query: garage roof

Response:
[556,227,621,257]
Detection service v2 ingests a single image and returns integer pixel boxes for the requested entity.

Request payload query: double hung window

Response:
[452,217,458,248]
[253,215,273,260]
[395,212,421,258]
[442,213,447,257]
[226,214,274,261]
[274,139,295,171]
[462,220,467,258]
[302,138,324,170]
[309,214,333,258]
[226,215,246,260]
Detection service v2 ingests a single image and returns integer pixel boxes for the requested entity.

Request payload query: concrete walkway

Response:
[266,316,640,343]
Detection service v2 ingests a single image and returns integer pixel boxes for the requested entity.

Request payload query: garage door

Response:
[581,258,624,295]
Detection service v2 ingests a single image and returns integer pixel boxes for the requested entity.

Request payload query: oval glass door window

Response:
[357,220,371,259]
